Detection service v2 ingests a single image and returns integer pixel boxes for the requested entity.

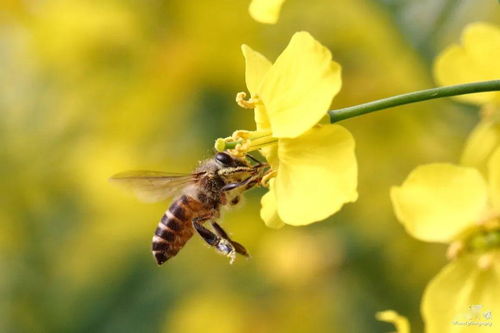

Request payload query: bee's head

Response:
[214,152,248,168]
[213,152,267,187]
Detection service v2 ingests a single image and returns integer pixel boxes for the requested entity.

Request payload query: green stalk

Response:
[218,80,500,151]
[328,80,500,123]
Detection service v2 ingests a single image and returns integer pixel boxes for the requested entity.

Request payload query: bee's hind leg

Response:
[211,222,250,258]
[192,218,218,246]
[192,218,237,263]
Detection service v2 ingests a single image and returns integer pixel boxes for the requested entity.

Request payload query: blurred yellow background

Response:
[0,0,499,332]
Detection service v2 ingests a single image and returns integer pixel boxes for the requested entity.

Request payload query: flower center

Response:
[447,216,500,269]
[466,220,500,254]
[214,129,279,187]
[215,129,277,156]
[246,133,277,151]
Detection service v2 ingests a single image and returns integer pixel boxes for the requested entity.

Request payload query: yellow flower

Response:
[248,0,287,24]
[391,147,500,332]
[434,22,500,172]
[460,105,500,174]
[224,32,357,227]
[422,251,499,333]
[397,25,500,324]
[434,22,500,106]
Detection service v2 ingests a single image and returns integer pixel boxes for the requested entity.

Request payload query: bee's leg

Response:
[219,166,254,175]
[221,176,254,191]
[192,218,218,246]
[244,178,260,190]
[211,222,250,257]
[192,218,236,263]
[222,174,263,192]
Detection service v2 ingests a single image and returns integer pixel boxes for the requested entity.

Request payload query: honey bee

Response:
[110,152,268,265]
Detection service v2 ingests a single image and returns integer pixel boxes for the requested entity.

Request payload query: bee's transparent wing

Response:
[109,170,201,203]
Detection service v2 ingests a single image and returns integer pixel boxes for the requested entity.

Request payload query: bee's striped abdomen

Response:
[152,195,195,265]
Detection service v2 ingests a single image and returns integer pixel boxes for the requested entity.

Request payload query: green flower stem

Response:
[218,80,500,151]
[328,80,500,123]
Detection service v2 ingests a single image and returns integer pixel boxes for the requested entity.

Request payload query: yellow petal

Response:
[248,0,286,24]
[488,147,500,211]
[275,124,357,225]
[253,104,271,132]
[422,252,500,333]
[241,44,272,97]
[260,142,279,170]
[460,117,500,174]
[375,310,410,333]
[434,22,500,105]
[259,32,342,138]
[260,179,285,228]
[391,164,489,243]
[241,45,273,131]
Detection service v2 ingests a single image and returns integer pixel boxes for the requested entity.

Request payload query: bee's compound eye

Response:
[215,152,233,166]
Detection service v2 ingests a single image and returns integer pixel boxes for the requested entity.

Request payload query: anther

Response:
[214,138,228,152]
[236,92,258,109]
[229,142,250,158]
[446,240,464,259]
[232,130,253,140]
[477,253,494,270]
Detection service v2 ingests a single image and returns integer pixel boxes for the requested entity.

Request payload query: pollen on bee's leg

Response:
[236,92,259,109]
[215,239,237,264]
[228,251,236,265]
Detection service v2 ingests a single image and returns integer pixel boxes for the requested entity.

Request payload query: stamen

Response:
[214,138,229,152]
[216,129,276,155]
[477,211,500,229]
[460,224,500,258]
[214,135,244,152]
[246,134,278,153]
[232,130,252,140]
[236,92,259,109]
[247,142,278,153]
[446,240,464,259]
[477,253,495,270]
[261,170,277,187]
[236,141,250,152]
[232,129,272,141]
[215,128,277,158]
[375,310,410,333]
